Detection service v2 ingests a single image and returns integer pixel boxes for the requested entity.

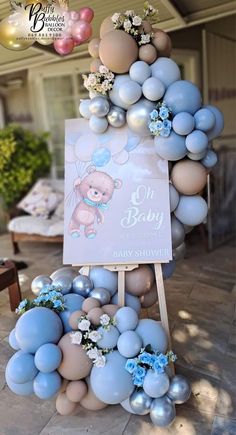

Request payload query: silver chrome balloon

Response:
[72,275,93,297]
[127,98,155,136]
[171,215,185,249]
[31,275,52,296]
[130,389,152,415]
[107,106,126,128]
[52,275,73,295]
[167,375,191,404]
[89,96,110,118]
[90,287,111,305]
[150,396,176,427]
[50,267,78,281]
[172,242,186,261]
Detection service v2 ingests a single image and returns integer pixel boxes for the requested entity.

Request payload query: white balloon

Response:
[129,61,151,85]
[142,77,165,102]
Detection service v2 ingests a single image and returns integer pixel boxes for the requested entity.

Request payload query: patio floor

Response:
[0,233,235,435]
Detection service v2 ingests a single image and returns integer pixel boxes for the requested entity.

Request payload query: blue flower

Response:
[153,360,165,374]
[150,109,159,120]
[53,300,63,309]
[156,354,168,368]
[133,376,144,387]
[159,106,169,120]
[156,120,163,131]
[138,352,153,366]
[39,284,52,295]
[18,299,27,310]
[134,366,146,378]
[125,359,137,374]
[149,121,158,134]
[34,295,46,303]
[163,120,172,130]
[49,290,62,299]
[160,128,171,137]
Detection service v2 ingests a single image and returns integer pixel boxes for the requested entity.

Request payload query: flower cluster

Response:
[125,346,177,387]
[111,3,158,46]
[70,313,116,367]
[82,65,115,96]
[16,284,66,315]
[149,102,173,137]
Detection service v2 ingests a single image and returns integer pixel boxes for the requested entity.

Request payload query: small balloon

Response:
[167,375,191,404]
[72,275,93,297]
[66,380,88,403]
[6,350,38,384]
[172,112,195,136]
[31,275,52,296]
[127,98,155,136]
[150,396,176,427]
[97,325,120,349]
[194,108,215,132]
[206,105,224,140]
[130,389,152,415]
[173,242,186,260]
[90,287,111,305]
[33,371,61,400]
[143,371,170,398]
[115,306,139,333]
[52,275,72,295]
[169,184,179,212]
[89,115,108,134]
[164,80,202,115]
[79,7,94,23]
[139,44,157,64]
[151,57,180,88]
[142,77,165,102]
[117,330,142,358]
[107,106,126,128]
[201,149,218,169]
[119,80,142,105]
[72,20,92,43]
[79,99,91,119]
[174,195,208,226]
[54,38,74,55]
[135,320,167,353]
[56,392,77,415]
[186,130,208,154]
[88,37,100,58]
[34,343,62,373]
[59,293,85,333]
[129,61,151,85]
[109,74,131,110]
[171,215,185,249]
[89,96,110,118]
[152,29,172,57]
[9,328,20,350]
[112,292,141,314]
[89,266,118,296]
[155,131,187,161]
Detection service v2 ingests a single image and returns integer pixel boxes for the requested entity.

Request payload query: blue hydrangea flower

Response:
[125,359,137,374]
[159,106,169,120]
[163,120,172,130]
[133,376,144,387]
[160,128,171,137]
[53,300,63,309]
[18,299,28,310]
[138,352,153,366]
[150,109,159,120]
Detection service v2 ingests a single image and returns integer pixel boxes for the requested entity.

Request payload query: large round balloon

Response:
[115,306,139,333]
[151,58,180,88]
[59,293,85,333]
[6,350,38,384]
[5,365,34,396]
[90,351,134,404]
[155,131,187,161]
[143,370,170,398]
[135,320,168,353]
[15,307,63,353]
[34,343,62,373]
[174,195,208,226]
[206,105,224,141]
[194,108,215,132]
[99,30,138,74]
[129,61,151,84]
[171,160,207,195]
[8,328,20,350]
[125,265,154,296]
[58,333,92,380]
[89,266,118,296]
[127,98,155,136]
[164,80,202,115]
[33,371,61,400]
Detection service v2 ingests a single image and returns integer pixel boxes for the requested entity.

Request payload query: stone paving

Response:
[0,234,235,435]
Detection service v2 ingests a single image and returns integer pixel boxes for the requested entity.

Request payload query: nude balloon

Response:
[125,265,154,296]
[58,333,92,380]
[171,160,207,195]
[100,16,114,38]
[99,30,138,74]
[88,38,100,58]
[152,29,172,57]
[56,392,77,415]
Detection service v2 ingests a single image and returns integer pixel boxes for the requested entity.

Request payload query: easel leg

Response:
[118,270,125,307]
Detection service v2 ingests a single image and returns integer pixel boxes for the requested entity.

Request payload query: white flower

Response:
[95,355,106,367]
[107,72,114,81]
[88,331,102,343]
[87,347,100,360]
[140,34,151,44]
[99,65,109,74]
[78,319,91,331]
[124,19,132,31]
[111,13,120,23]
[100,314,110,326]
[87,75,97,86]
[125,10,135,16]
[133,16,142,26]
[70,331,82,345]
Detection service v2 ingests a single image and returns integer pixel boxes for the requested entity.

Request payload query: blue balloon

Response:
[6,350,38,384]
[155,131,187,161]
[164,80,202,115]
[15,307,63,354]
[162,260,176,280]
[92,147,111,167]
[186,130,208,154]
[97,325,120,349]
[59,293,85,333]
[151,58,180,88]
[205,105,224,140]
[89,266,118,296]
[34,343,62,373]
[33,371,61,400]
[90,351,134,404]
[172,112,195,136]
[5,366,34,396]
[194,108,215,132]
[115,306,139,333]
[109,74,131,110]
[111,292,141,314]
[187,150,207,161]
[117,330,142,358]
[135,319,168,353]
[169,184,179,212]
[9,328,20,350]
[201,149,218,169]
[174,195,208,226]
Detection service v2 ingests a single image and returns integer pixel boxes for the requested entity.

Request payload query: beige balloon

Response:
[102,304,119,317]
[56,392,77,416]
[58,333,92,380]
[140,283,158,308]
[66,380,88,403]
[82,297,101,313]
[99,30,139,74]
[36,38,54,46]
[139,44,157,64]
[90,58,103,72]
[87,307,104,326]
[125,265,154,296]
[59,378,69,393]
[69,310,86,330]
[100,16,114,39]
[88,38,101,58]
[139,20,153,34]
[80,379,108,411]
[152,29,172,57]
[171,160,207,195]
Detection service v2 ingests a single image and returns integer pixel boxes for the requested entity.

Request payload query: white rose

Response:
[87,347,99,360]
[111,13,120,23]
[70,331,82,345]
[88,331,102,342]
[95,355,106,368]
[133,16,142,26]
[78,319,91,331]
[141,34,151,44]
[99,65,109,74]
[124,20,132,31]
[100,314,110,326]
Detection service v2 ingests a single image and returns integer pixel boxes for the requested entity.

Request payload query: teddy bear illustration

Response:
[69,166,122,239]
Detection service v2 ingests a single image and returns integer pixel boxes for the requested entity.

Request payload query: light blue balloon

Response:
[89,115,108,134]
[169,184,179,212]
[194,108,215,132]
[6,350,38,384]
[92,147,111,167]
[34,343,62,373]
[164,80,202,115]
[135,320,168,353]
[119,80,142,105]
[89,266,118,296]
[162,260,176,280]
[5,366,34,396]
[125,132,141,152]
[121,397,136,414]
[143,370,170,398]
[115,306,139,333]
[186,130,208,154]
[129,61,151,85]
[59,293,85,333]
[142,77,165,102]
[205,105,224,140]
[15,307,63,354]
[79,99,91,119]
[90,351,134,404]
[155,131,187,161]
[174,195,208,226]
[187,150,207,161]
[151,58,180,88]
[172,112,195,136]
[109,74,131,109]
[33,371,61,400]
[201,149,218,168]
[9,328,20,350]
[97,325,120,349]
[112,292,141,314]
[117,330,142,358]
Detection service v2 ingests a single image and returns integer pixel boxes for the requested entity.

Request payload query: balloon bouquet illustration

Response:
[68,166,122,239]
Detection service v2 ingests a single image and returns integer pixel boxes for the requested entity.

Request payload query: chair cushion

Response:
[8,216,63,237]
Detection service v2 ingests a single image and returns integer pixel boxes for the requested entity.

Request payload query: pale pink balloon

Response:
[54,38,74,56]
[70,11,80,21]
[72,20,92,43]
[79,7,94,23]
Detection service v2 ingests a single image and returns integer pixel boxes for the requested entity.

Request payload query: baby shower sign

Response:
[63,119,172,265]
